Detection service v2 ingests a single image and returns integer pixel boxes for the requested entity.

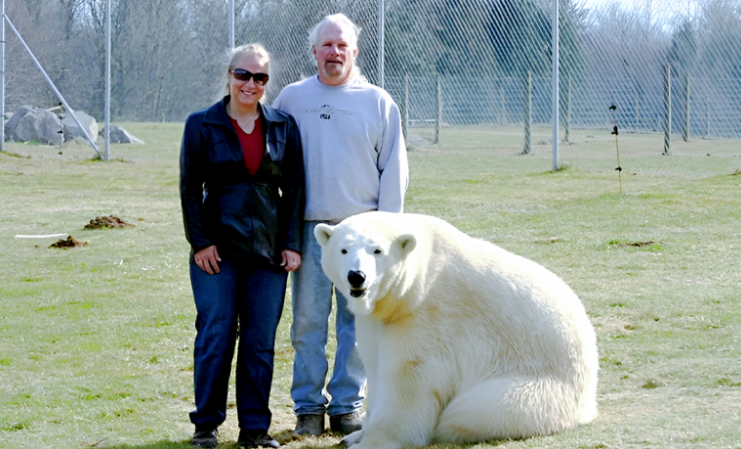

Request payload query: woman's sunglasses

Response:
[230,68,269,86]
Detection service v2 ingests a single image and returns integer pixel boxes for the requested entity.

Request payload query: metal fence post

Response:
[403,73,409,138]
[565,76,571,144]
[523,70,532,155]
[229,0,235,49]
[1,0,5,152]
[498,82,505,125]
[683,74,690,142]
[663,64,671,155]
[378,0,384,88]
[103,0,110,161]
[705,96,710,139]
[435,74,441,144]
[551,0,559,171]
[634,82,640,130]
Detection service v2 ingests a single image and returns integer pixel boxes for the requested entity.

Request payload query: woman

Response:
[180,43,303,449]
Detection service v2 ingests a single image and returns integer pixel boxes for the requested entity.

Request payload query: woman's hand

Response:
[281,249,302,272]
[194,245,221,275]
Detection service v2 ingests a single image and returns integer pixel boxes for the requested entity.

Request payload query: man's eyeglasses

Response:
[230,68,269,86]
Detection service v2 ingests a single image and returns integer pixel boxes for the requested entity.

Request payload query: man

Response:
[272,13,408,437]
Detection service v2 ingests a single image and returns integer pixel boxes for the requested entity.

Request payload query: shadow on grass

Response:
[104,430,342,449]
[103,442,506,449]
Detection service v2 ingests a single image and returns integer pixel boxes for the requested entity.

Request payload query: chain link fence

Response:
[5,0,741,139]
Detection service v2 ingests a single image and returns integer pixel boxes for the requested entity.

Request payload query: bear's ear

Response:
[314,223,335,247]
[396,233,416,257]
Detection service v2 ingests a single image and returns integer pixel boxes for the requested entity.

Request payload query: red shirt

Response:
[229,116,264,175]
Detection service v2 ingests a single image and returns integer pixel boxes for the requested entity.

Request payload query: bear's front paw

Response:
[341,429,363,447]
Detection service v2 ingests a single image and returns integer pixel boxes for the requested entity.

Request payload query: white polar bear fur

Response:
[314,212,599,449]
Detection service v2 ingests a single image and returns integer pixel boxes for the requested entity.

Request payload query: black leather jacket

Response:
[180,97,304,266]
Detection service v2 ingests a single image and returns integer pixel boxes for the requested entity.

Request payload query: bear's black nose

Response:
[348,270,366,288]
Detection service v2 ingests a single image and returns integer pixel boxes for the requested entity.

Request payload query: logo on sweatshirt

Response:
[304,104,352,121]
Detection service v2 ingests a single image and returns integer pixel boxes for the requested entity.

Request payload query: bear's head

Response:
[315,217,416,317]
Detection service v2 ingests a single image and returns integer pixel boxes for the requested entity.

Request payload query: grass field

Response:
[1,123,739,449]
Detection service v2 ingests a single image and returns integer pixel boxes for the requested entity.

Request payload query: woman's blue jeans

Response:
[290,221,366,417]
[188,256,286,431]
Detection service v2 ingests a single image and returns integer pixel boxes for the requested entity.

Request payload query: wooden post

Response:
[435,74,442,144]
[523,70,532,154]
[663,65,671,155]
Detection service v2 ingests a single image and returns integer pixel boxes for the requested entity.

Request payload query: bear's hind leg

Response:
[434,376,582,443]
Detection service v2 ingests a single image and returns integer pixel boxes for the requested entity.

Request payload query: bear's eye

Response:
[341,249,347,254]
[374,249,382,254]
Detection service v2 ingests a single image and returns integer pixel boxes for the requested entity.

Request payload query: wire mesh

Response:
[4,0,741,138]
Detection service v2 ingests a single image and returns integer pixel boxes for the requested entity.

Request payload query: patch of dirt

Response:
[84,215,134,230]
[610,241,655,248]
[642,378,666,389]
[49,236,88,249]
[591,317,636,336]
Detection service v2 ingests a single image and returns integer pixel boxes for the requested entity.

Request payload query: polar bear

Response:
[314,211,598,449]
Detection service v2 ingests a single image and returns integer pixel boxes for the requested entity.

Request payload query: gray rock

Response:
[5,106,63,145]
[100,125,144,144]
[4,105,33,141]
[61,110,98,142]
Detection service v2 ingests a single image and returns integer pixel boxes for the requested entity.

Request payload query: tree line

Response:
[5,0,741,134]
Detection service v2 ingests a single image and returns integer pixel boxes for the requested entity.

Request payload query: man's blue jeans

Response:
[189,256,286,431]
[290,221,366,416]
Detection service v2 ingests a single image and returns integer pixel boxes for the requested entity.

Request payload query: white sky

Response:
[581,0,698,13]
[582,0,639,10]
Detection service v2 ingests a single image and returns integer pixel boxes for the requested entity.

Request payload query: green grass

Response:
[1,124,740,449]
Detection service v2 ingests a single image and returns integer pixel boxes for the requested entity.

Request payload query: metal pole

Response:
[663,64,671,155]
[435,74,442,144]
[104,0,111,161]
[499,83,505,125]
[4,14,100,157]
[229,0,235,49]
[523,71,532,154]
[378,0,384,88]
[683,74,690,142]
[1,0,5,152]
[551,0,559,171]
[565,76,571,143]
[634,82,640,130]
[403,73,409,138]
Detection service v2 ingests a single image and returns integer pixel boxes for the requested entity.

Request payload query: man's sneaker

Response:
[237,429,280,448]
[293,413,325,436]
[192,427,218,448]
[329,411,362,435]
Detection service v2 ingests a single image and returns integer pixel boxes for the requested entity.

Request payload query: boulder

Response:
[100,125,144,144]
[5,106,64,145]
[61,110,98,142]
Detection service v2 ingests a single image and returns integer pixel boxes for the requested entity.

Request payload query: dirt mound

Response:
[49,236,88,249]
[84,215,134,230]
